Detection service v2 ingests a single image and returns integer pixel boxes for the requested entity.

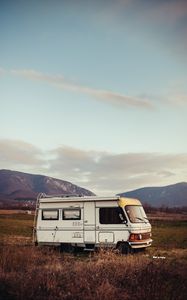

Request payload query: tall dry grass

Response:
[0,244,187,300]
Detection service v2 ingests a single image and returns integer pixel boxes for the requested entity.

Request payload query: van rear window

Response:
[63,209,81,220]
[42,210,59,220]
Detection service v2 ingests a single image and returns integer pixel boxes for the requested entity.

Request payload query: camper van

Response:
[33,194,152,253]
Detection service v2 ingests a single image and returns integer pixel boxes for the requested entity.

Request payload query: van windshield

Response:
[125,205,148,223]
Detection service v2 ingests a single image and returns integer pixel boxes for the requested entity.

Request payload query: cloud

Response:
[48,145,187,195]
[138,0,187,55]
[95,0,187,30]
[0,68,6,76]
[95,0,187,58]
[169,92,187,106]
[0,140,186,195]
[10,69,154,110]
[0,139,45,171]
[9,68,187,109]
[137,0,187,25]
[10,69,66,84]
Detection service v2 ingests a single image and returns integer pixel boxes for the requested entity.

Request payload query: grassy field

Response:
[0,212,33,236]
[151,219,187,248]
[0,210,187,299]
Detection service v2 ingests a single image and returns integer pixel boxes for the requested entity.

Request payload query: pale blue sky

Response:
[0,0,187,194]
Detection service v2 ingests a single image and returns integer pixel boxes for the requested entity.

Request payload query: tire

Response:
[117,243,131,254]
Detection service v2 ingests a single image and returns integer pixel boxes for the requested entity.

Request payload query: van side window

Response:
[63,209,81,220]
[99,207,127,224]
[42,210,59,220]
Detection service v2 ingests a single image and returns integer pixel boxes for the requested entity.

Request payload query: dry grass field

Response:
[0,210,187,300]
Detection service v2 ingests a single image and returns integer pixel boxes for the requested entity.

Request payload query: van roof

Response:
[38,195,141,205]
[39,195,119,203]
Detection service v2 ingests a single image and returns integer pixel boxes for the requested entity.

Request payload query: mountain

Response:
[119,182,187,207]
[1,170,186,208]
[0,169,94,205]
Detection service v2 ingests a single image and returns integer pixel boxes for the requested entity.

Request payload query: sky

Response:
[0,0,187,195]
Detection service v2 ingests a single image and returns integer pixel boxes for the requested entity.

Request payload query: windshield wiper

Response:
[135,217,145,222]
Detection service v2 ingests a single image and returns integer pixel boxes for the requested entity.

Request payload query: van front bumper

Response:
[129,239,153,248]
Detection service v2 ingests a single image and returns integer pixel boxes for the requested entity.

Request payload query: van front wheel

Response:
[117,243,131,254]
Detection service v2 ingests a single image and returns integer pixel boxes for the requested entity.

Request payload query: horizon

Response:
[1,0,187,195]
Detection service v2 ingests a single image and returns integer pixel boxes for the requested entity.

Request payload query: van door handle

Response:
[84,220,88,223]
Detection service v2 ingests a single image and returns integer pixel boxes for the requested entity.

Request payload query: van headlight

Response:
[129,233,142,241]
[129,232,151,241]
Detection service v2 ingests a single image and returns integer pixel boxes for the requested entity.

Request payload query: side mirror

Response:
[119,213,128,225]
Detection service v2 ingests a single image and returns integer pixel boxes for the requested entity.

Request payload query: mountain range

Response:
[119,182,187,207]
[0,169,94,207]
[0,169,187,208]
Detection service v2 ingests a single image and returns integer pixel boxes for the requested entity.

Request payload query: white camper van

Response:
[33,194,152,253]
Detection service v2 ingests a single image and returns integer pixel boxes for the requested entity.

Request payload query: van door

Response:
[96,205,129,245]
[83,202,96,244]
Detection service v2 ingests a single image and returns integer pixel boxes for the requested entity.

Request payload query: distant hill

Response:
[1,170,187,208]
[0,169,94,206]
[119,182,187,207]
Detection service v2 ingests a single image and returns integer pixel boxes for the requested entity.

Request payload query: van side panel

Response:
[36,202,84,244]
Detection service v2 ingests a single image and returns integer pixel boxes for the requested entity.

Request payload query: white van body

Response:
[33,194,152,253]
